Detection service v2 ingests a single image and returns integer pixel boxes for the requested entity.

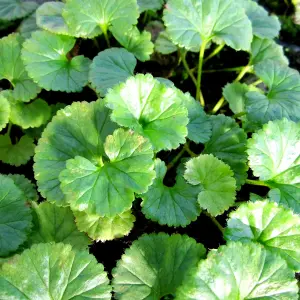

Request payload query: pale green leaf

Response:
[74,209,135,241]
[0,93,10,131]
[18,13,38,39]
[89,48,136,97]
[176,241,298,299]
[113,233,206,299]
[22,31,91,92]
[34,100,118,206]
[138,0,164,13]
[225,200,300,271]
[0,175,32,256]
[111,26,154,62]
[163,0,252,52]
[105,74,188,151]
[0,134,35,166]
[184,154,236,216]
[155,31,178,54]
[203,115,248,188]
[0,0,37,21]
[59,128,155,217]
[141,159,201,227]
[0,243,111,299]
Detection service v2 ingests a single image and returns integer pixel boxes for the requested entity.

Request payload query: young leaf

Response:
[0,0,37,21]
[111,26,154,62]
[203,115,248,188]
[105,74,188,151]
[89,48,136,97]
[0,33,41,102]
[163,0,252,52]
[59,128,155,217]
[246,60,300,124]
[0,134,35,166]
[62,0,139,39]
[176,241,298,299]
[0,93,10,131]
[138,0,164,13]
[113,233,206,299]
[0,243,111,299]
[18,13,38,39]
[28,202,91,250]
[141,159,201,227]
[238,0,281,39]
[184,154,236,216]
[7,174,38,202]
[74,209,135,241]
[225,200,300,271]
[22,31,91,93]
[155,31,178,54]
[34,100,118,206]
[0,175,32,256]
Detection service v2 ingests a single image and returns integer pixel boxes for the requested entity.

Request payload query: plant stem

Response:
[143,11,148,24]
[93,38,100,50]
[100,25,110,48]
[245,179,269,187]
[185,145,197,157]
[203,211,224,234]
[167,147,187,170]
[202,66,244,73]
[7,123,12,136]
[232,111,246,119]
[180,50,197,86]
[251,79,263,86]
[196,40,208,106]
[211,96,224,114]
[204,43,225,63]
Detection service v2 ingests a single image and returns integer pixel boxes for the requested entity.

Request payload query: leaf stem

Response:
[184,144,197,157]
[100,25,110,48]
[196,40,208,106]
[245,179,269,187]
[7,123,12,136]
[232,111,246,119]
[167,147,186,170]
[204,43,225,63]
[93,38,100,50]
[251,79,263,86]
[203,211,224,234]
[203,66,244,73]
[180,50,197,86]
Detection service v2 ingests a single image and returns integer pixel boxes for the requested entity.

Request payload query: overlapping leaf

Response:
[34,100,118,205]
[59,128,155,217]
[22,31,91,92]
[155,31,178,54]
[113,233,206,299]
[105,74,188,151]
[0,93,10,131]
[138,0,164,13]
[0,0,37,21]
[0,243,111,299]
[18,13,38,39]
[163,0,252,52]
[176,241,298,299]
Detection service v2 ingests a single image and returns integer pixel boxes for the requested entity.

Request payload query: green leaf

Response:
[34,100,118,206]
[0,134,35,166]
[246,60,300,125]
[10,98,51,129]
[0,33,41,102]
[111,26,154,62]
[22,31,91,93]
[184,154,236,216]
[113,233,206,299]
[0,175,32,256]
[7,174,38,202]
[105,74,188,151]
[0,93,10,131]
[89,48,136,97]
[62,0,139,39]
[250,36,288,66]
[141,159,201,227]
[0,243,111,299]
[74,209,135,241]
[203,115,248,188]
[138,0,164,13]
[176,241,298,299]
[238,0,281,39]
[163,0,252,52]
[28,202,91,250]
[18,13,38,40]
[225,200,300,271]
[59,128,155,217]
[179,92,212,143]
[155,31,178,54]
[0,0,38,21]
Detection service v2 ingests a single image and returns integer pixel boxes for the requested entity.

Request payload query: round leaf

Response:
[59,128,155,217]
[0,175,32,256]
[155,31,178,54]
[225,200,300,271]
[176,241,298,299]
[74,209,135,241]
[184,154,236,216]
[113,233,206,299]
[18,13,38,39]
[34,100,118,206]
[22,31,91,92]
[28,202,91,250]
[203,115,248,188]
[89,48,136,97]
[105,74,189,151]
[141,159,201,227]
[0,93,10,131]
[0,243,111,299]
[138,0,164,13]
[163,0,252,52]
[0,0,37,21]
